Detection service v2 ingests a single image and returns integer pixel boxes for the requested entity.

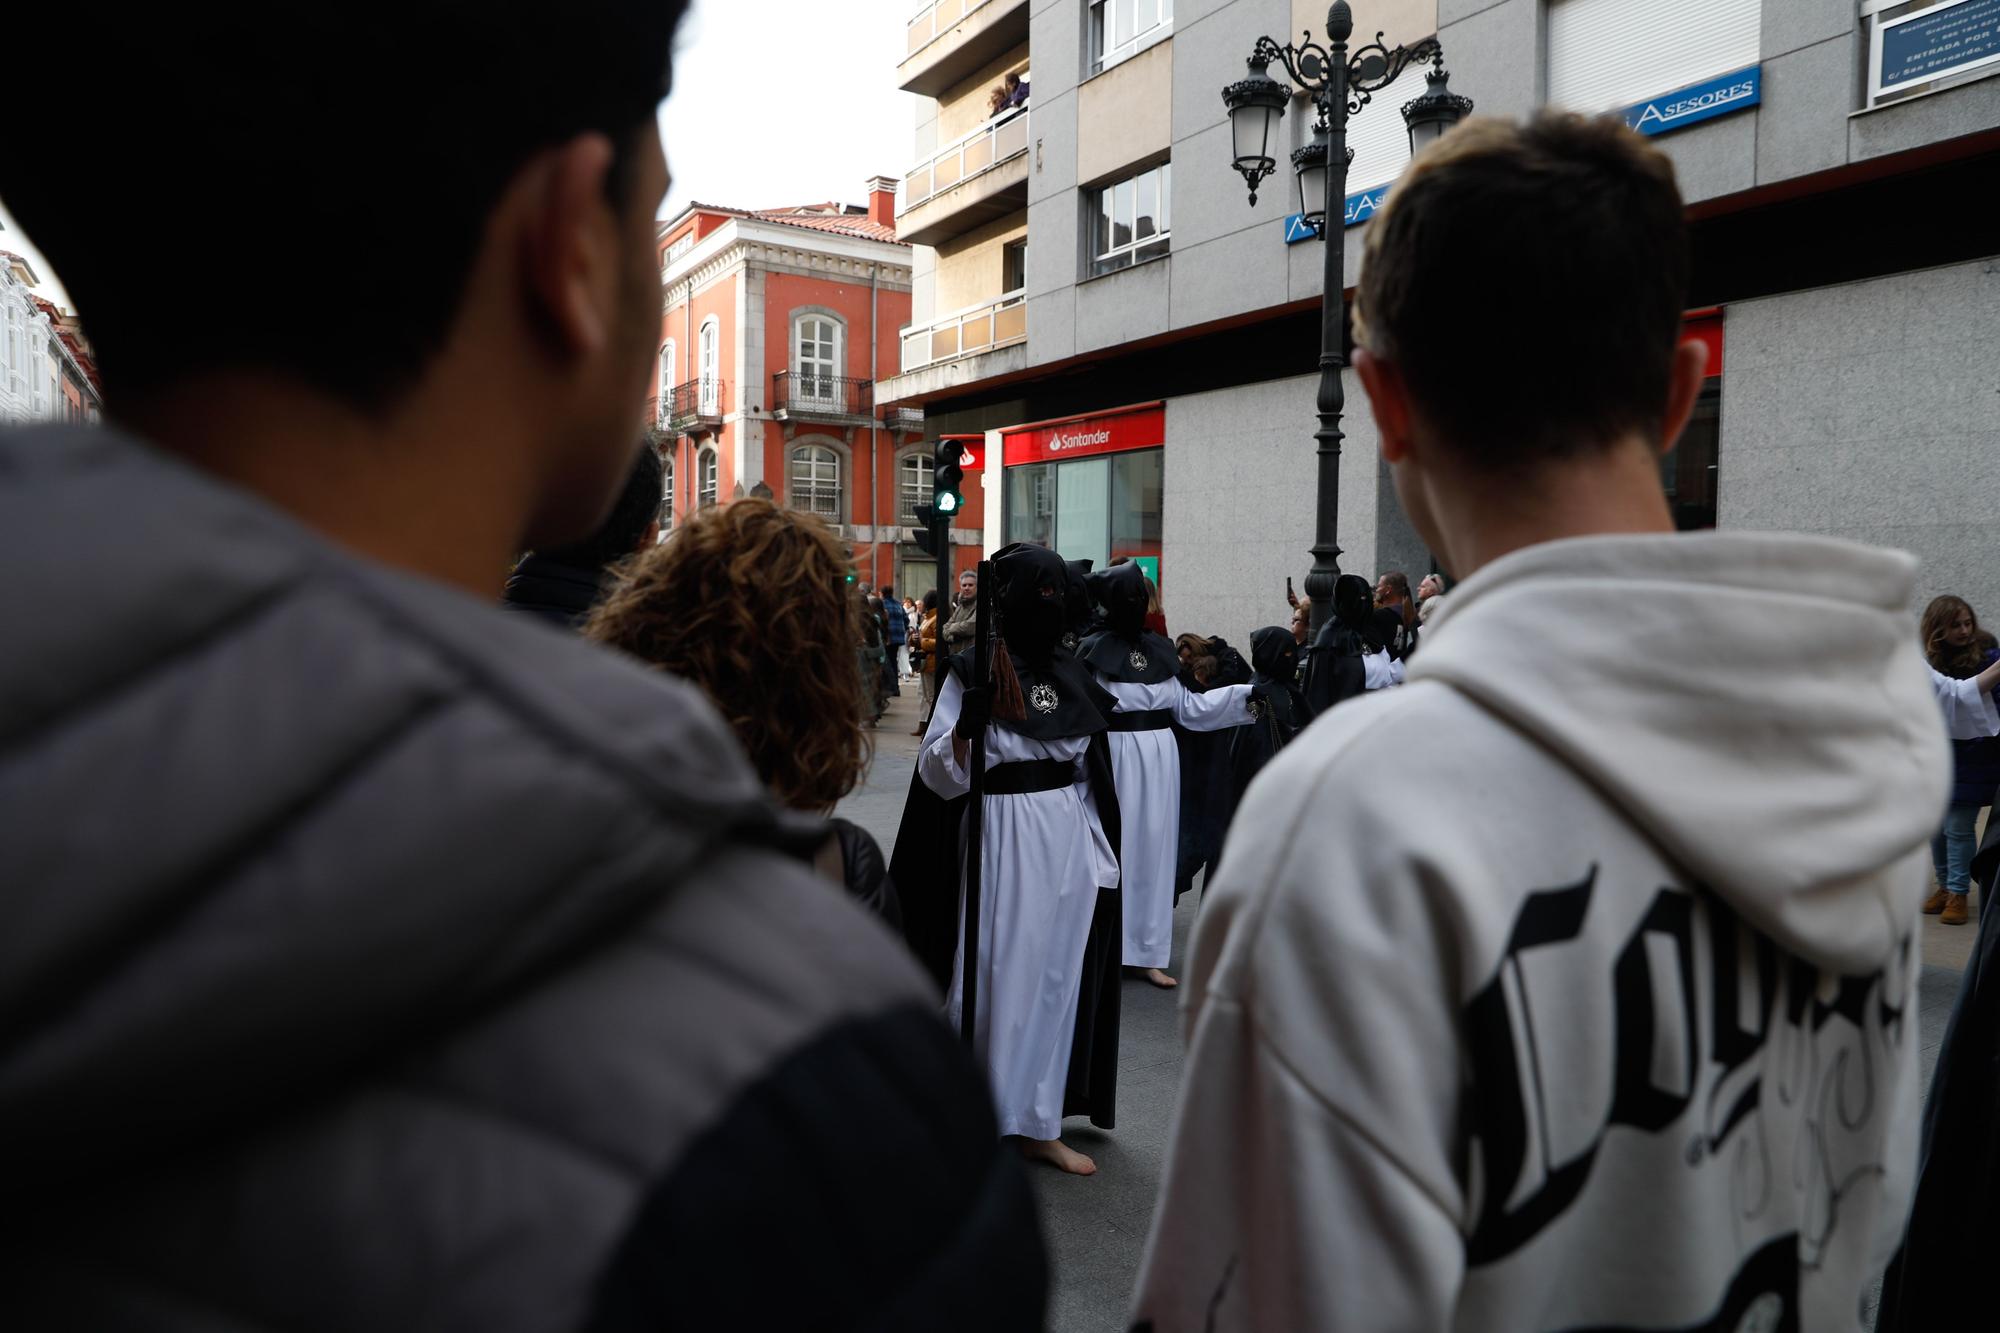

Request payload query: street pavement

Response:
[838,682,1971,1333]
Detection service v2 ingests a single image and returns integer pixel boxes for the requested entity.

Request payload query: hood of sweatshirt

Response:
[1411,530,1947,974]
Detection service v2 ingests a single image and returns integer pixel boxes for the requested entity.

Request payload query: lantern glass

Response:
[1230,100,1277,169]
[1294,140,1328,227]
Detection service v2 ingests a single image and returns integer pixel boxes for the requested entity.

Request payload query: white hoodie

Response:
[1132,531,1949,1333]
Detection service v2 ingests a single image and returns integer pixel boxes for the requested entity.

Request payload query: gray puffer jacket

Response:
[0,426,1045,1331]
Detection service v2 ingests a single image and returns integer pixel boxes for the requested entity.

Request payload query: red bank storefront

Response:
[999,402,1165,584]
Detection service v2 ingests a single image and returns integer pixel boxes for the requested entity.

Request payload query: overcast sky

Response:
[1,0,912,315]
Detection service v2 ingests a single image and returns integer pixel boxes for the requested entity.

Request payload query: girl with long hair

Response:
[585,500,897,921]
[1920,594,2000,924]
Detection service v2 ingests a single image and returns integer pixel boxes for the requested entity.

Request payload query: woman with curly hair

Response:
[585,500,897,922]
[1920,594,2000,925]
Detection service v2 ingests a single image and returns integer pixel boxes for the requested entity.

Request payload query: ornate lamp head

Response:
[1401,56,1474,155]
[1222,54,1290,205]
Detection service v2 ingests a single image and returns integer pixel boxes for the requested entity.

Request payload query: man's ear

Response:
[519,132,620,359]
[1657,337,1710,456]
[1354,348,1415,465]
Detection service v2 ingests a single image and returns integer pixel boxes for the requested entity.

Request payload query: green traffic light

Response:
[936,490,962,514]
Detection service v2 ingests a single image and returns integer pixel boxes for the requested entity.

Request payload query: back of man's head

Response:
[535,442,664,571]
[1355,113,1689,469]
[1380,571,1412,606]
[2,3,686,411]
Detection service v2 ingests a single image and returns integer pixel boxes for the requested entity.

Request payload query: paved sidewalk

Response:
[838,688,1970,1333]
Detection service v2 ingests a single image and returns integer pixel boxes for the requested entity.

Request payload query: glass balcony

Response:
[901,0,1029,97]
[900,288,1027,372]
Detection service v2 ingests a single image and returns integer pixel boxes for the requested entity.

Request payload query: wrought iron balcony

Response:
[666,378,725,433]
[772,371,874,424]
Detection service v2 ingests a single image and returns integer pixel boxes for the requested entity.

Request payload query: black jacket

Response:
[502,551,605,628]
[832,817,902,929]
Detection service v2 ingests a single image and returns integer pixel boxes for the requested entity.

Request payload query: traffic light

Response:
[933,439,967,516]
[911,503,941,556]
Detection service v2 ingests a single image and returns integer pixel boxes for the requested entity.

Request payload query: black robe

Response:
[1173,641,1251,902]
[1876,810,2000,1330]
[888,650,1127,1130]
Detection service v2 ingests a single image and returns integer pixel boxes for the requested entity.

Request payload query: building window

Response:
[793,315,842,408]
[1089,162,1171,277]
[790,443,843,522]
[697,446,719,508]
[660,451,676,532]
[1547,0,1759,114]
[1090,0,1173,75]
[665,232,694,266]
[660,338,677,396]
[698,318,720,414]
[898,451,934,521]
[1002,239,1027,293]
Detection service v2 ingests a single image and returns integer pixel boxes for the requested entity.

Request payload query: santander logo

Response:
[1046,428,1112,453]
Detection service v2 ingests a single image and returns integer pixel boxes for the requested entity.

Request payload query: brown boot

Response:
[1942,893,1970,926]
[1924,887,1952,915]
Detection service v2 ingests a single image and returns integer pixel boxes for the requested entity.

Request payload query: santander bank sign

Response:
[1002,404,1163,467]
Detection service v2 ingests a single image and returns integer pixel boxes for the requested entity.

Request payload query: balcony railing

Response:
[881,405,925,433]
[902,107,1029,212]
[666,378,725,432]
[900,289,1026,372]
[907,0,996,56]
[772,371,874,423]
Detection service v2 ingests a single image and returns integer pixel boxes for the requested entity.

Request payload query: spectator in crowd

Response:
[1289,599,1313,646]
[989,70,1028,120]
[1416,571,1447,624]
[942,565,980,657]
[0,6,1046,1326]
[586,498,900,923]
[503,440,662,627]
[1917,595,2000,925]
[861,592,889,726]
[914,588,942,733]
[881,582,908,695]
[1134,111,1947,1332]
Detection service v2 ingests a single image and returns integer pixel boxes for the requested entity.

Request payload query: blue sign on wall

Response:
[1879,0,2000,94]
[1622,66,1762,137]
[1284,184,1392,243]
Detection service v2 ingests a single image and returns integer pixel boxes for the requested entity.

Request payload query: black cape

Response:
[1173,642,1252,902]
[888,650,1127,1130]
[1223,683,1312,860]
[1876,811,2000,1331]
[1078,628,1179,685]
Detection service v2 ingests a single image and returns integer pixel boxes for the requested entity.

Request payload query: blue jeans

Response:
[1932,804,1982,896]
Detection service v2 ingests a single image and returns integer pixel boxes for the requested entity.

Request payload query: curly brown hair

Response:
[584,499,871,813]
[1921,594,1986,679]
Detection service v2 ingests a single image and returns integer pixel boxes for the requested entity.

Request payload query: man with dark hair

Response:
[0,7,1044,1328]
[1135,112,1946,1331]
[504,440,663,627]
[1373,568,1418,658]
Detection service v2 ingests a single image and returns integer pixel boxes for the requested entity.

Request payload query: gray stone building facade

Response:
[880,0,2000,650]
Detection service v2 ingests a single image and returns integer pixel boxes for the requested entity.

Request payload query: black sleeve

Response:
[585,1004,1047,1333]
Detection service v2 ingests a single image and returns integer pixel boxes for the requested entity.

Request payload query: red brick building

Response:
[651,178,983,596]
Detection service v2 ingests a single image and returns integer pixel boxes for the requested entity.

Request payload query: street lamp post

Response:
[1222,2,1470,634]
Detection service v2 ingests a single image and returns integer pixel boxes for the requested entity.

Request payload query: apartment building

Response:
[1,248,100,425]
[652,180,982,593]
[880,0,2000,649]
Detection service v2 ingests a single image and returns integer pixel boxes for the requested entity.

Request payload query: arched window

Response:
[789,443,842,522]
[660,450,676,532]
[659,338,677,396]
[698,318,720,414]
[898,451,933,521]
[793,314,842,410]
[697,446,719,508]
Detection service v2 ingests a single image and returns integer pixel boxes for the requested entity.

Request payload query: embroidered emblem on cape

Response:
[1247,697,1266,721]
[1128,649,1149,672]
[1061,631,1079,651]
[1030,683,1060,714]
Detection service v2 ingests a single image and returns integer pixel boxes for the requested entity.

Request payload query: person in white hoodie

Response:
[1131,111,1949,1333]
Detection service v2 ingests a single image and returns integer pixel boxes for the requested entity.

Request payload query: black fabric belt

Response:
[1107,709,1173,733]
[983,759,1076,795]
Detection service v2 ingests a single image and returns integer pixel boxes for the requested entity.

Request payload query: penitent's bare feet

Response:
[1018,1136,1097,1176]
[1145,967,1179,989]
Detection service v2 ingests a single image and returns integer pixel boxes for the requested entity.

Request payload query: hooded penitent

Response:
[985,544,1114,740]
[1302,573,1384,712]
[1220,627,1315,854]
[1080,562,1178,684]
[1061,559,1095,652]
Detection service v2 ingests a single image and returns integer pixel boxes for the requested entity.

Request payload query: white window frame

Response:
[698,318,720,415]
[1089,0,1174,76]
[897,450,934,521]
[660,338,677,397]
[665,232,695,266]
[697,445,719,509]
[1088,161,1171,277]
[789,442,844,523]
[792,313,844,410]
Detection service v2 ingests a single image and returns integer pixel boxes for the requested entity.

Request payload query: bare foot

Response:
[1018,1137,1097,1176]
[1145,967,1179,989]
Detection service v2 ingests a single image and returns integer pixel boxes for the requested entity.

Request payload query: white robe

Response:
[1096,676,1253,969]
[1928,664,2000,739]
[920,673,1119,1141]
